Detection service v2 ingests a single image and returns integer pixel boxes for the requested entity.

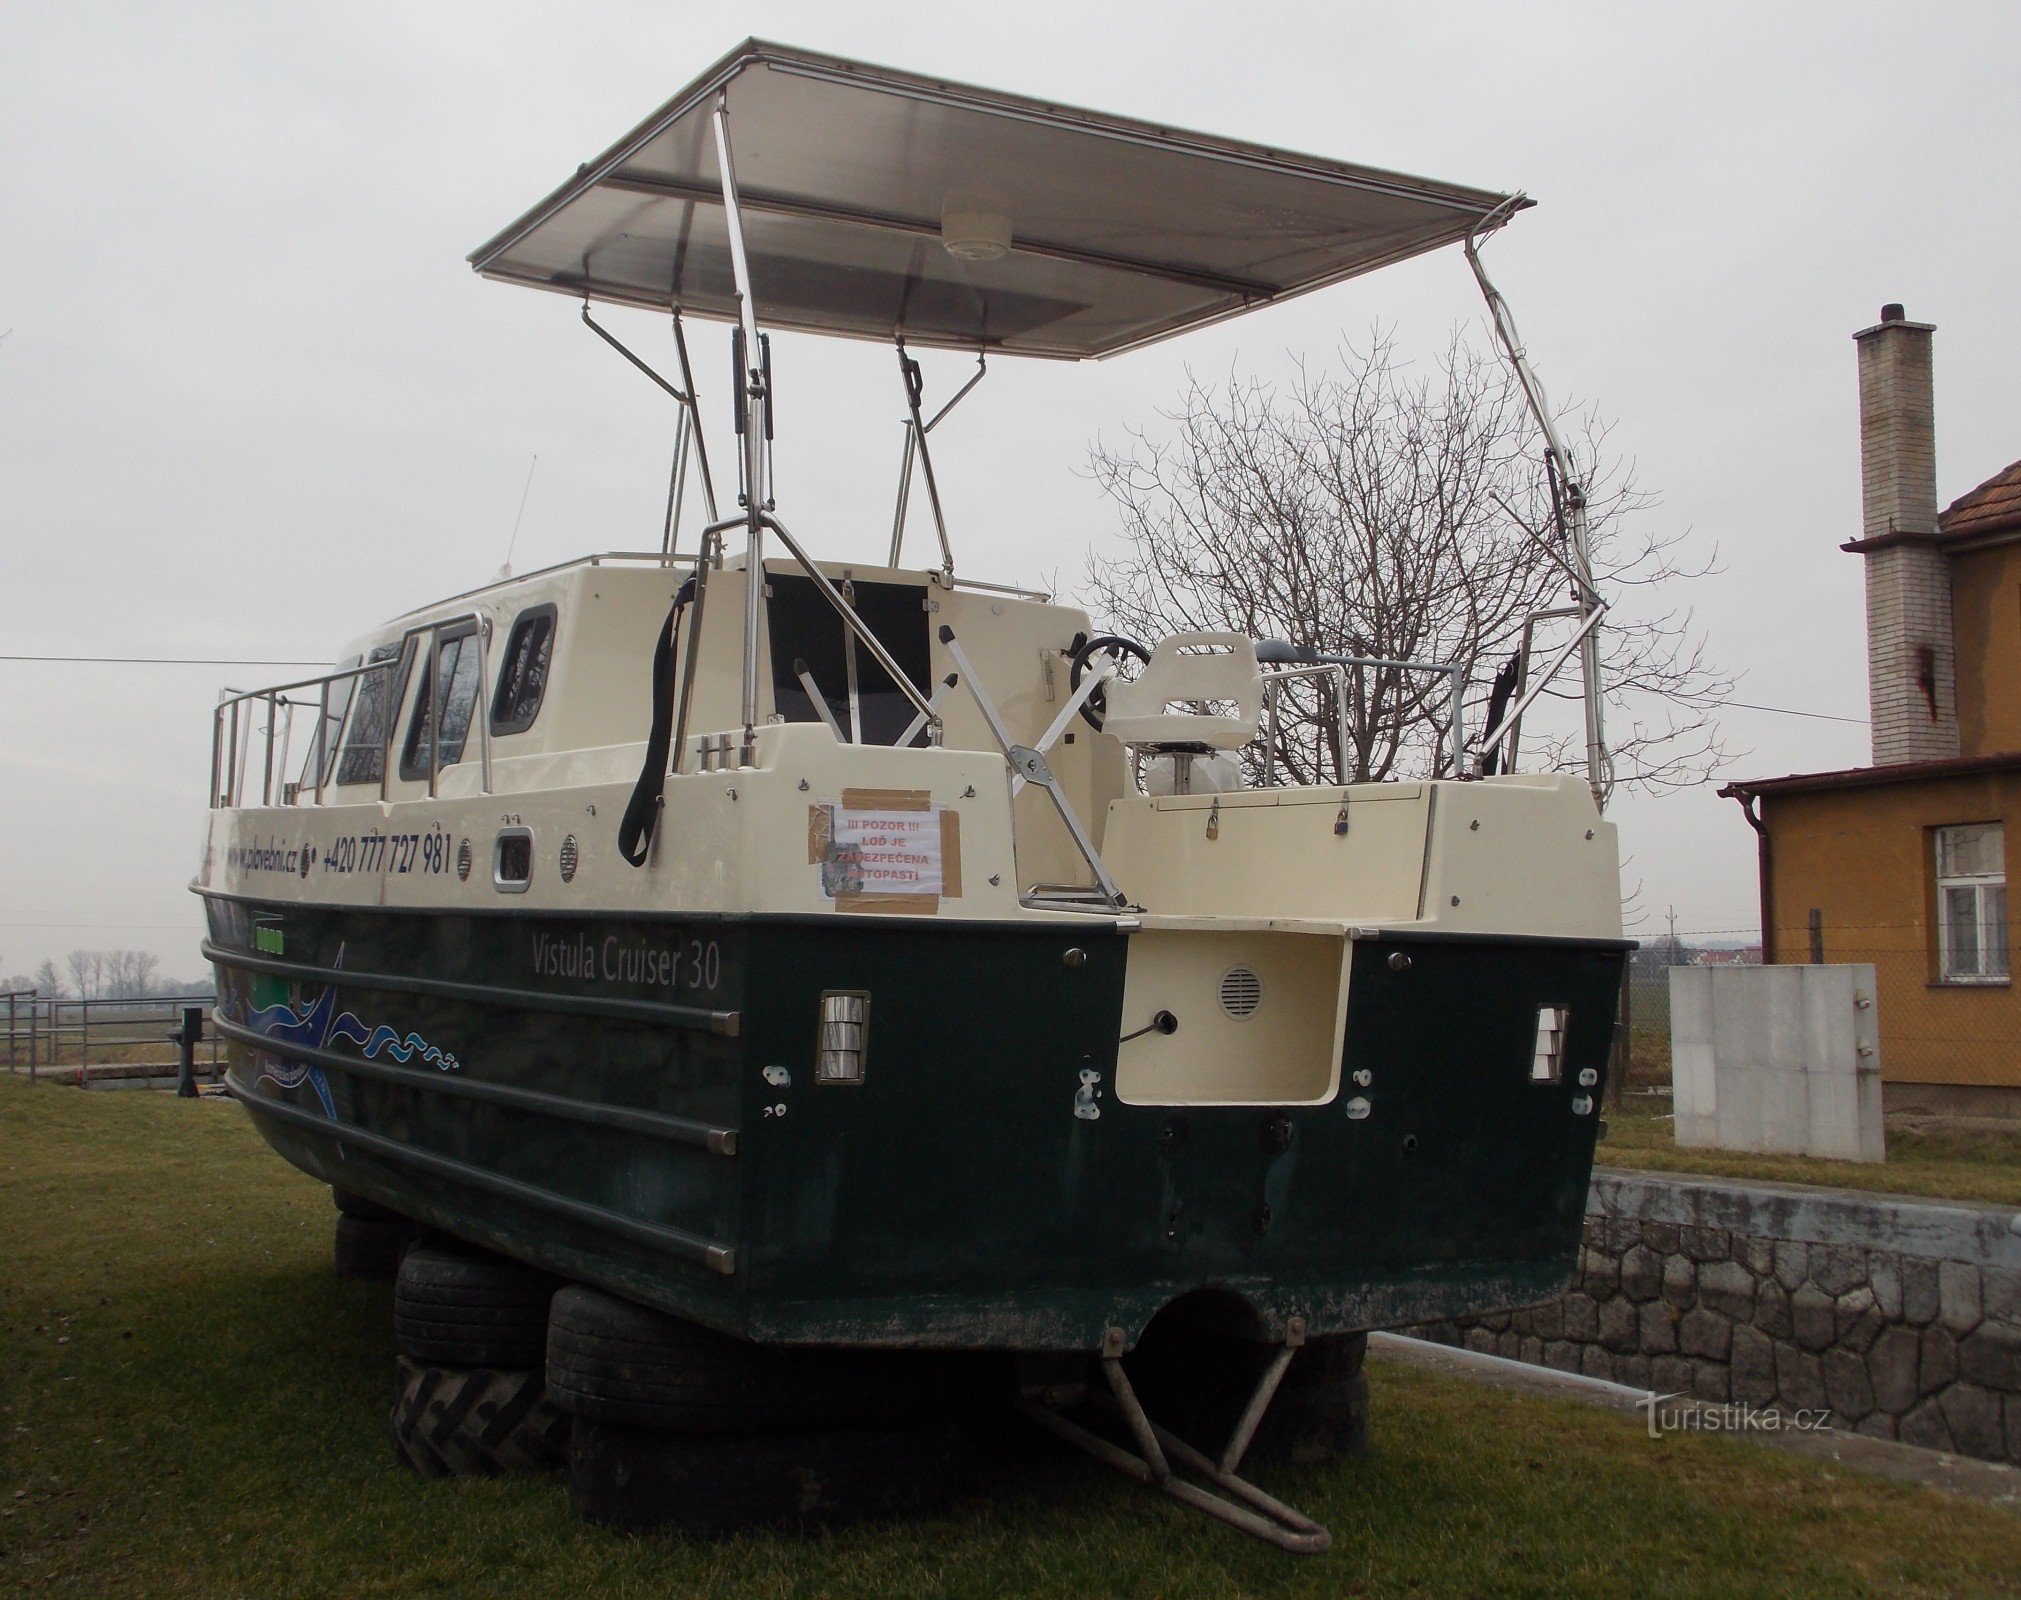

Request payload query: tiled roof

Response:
[1719,750,2021,798]
[1940,458,2021,541]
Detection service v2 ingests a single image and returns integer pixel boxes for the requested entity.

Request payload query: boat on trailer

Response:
[200,40,1626,1549]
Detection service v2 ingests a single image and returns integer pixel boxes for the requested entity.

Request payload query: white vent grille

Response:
[559,834,579,882]
[456,838,473,881]
[1219,966,1263,1019]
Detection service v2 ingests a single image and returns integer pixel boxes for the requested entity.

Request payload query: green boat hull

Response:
[203,894,1624,1350]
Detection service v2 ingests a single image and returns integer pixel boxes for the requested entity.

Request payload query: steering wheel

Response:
[1068,634,1152,731]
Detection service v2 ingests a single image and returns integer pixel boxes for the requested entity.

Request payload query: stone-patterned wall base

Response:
[1403,1172,2021,1465]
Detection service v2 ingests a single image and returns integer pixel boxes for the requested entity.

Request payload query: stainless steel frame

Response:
[940,627,1126,908]
[1258,652,1467,783]
[886,342,985,576]
[1472,602,1607,778]
[210,610,495,809]
[1466,204,1609,807]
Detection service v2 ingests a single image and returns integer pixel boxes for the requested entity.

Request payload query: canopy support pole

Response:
[713,94,771,767]
[888,338,964,581]
[1465,204,1610,810]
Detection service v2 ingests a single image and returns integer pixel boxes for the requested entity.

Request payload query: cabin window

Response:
[333,643,406,787]
[400,625,482,781]
[1935,823,2008,983]
[299,655,360,791]
[766,573,931,745]
[491,605,557,735]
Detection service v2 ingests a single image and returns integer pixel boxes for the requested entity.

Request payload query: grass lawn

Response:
[4,1075,2018,1599]
[1600,1108,2021,1208]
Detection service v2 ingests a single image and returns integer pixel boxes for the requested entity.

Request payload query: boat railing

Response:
[210,610,494,810]
[1257,654,1467,785]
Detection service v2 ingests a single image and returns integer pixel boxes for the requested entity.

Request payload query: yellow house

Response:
[1723,307,2021,1118]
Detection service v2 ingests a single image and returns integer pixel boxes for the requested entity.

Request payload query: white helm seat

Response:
[1102,632,1264,751]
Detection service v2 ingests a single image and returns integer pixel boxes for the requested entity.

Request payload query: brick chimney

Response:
[1853,304,1958,765]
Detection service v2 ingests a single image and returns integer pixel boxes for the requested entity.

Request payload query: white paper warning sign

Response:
[808,793,964,911]
[821,808,942,898]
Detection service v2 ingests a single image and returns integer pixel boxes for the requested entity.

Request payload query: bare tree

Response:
[102,951,162,999]
[32,959,64,998]
[59,950,164,1000]
[66,949,100,1002]
[1083,329,1727,793]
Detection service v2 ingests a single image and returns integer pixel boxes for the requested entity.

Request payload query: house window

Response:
[1935,823,2008,983]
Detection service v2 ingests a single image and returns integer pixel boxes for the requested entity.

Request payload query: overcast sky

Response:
[4,1,2018,982]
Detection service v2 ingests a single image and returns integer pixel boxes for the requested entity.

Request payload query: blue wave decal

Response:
[327,1013,460,1072]
[226,942,461,1124]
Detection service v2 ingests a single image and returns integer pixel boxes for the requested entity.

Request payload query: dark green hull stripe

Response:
[226,1070,738,1275]
[192,883,1118,935]
[1355,927,1636,952]
[212,1013,737,1154]
[201,939,741,1035]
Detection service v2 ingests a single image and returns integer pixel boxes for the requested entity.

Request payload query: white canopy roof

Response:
[469,40,1526,361]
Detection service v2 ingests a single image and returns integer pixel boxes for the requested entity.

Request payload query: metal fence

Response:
[2,991,220,1086]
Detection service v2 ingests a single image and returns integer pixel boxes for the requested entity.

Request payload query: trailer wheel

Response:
[331,1187,406,1224]
[333,1213,411,1281]
[567,1415,974,1535]
[394,1243,558,1369]
[387,1357,570,1477]
[546,1287,944,1433]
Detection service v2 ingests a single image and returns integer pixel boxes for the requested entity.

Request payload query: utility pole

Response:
[1667,904,1679,964]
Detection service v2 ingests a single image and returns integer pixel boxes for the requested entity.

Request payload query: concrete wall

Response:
[1671,965,1883,1161]
[1762,772,2021,1095]
[1407,1171,2021,1465]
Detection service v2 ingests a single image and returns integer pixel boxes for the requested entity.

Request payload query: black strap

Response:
[617,579,694,867]
[1478,652,1522,776]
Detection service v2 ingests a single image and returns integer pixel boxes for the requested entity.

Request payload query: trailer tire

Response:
[331,1187,407,1224]
[333,1213,411,1281]
[546,1287,942,1433]
[567,1414,974,1534]
[387,1358,570,1477]
[394,1244,557,1368]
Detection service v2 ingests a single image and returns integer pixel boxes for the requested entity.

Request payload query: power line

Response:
[1,653,326,667]
[1715,698,1866,726]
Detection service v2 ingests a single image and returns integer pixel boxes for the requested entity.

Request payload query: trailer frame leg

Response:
[1019,1322,1331,1555]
